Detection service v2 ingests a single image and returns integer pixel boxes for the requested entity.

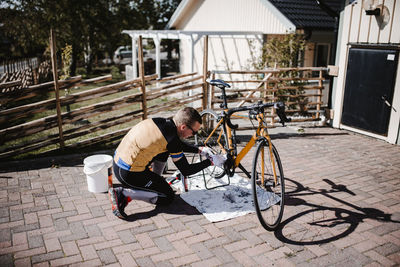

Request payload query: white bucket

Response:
[83,154,113,193]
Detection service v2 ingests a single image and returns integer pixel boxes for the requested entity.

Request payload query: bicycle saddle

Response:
[207,79,231,89]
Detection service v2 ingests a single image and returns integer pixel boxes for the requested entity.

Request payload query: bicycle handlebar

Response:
[225,102,291,129]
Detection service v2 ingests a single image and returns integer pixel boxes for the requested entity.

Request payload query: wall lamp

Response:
[363,0,380,16]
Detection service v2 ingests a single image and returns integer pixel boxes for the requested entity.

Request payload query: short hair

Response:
[173,107,202,127]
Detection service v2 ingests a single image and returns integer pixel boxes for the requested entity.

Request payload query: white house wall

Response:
[332,0,400,144]
[180,35,263,75]
[173,0,294,33]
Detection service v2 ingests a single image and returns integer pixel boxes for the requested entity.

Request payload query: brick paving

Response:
[0,126,399,266]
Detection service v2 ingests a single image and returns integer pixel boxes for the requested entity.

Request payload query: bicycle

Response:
[195,79,291,231]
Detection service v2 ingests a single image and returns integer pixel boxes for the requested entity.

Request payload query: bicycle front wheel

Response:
[195,109,228,179]
[252,138,285,231]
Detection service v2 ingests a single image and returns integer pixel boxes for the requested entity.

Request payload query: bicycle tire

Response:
[251,138,285,231]
[195,109,228,179]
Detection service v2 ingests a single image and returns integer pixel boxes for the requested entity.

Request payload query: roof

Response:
[167,0,344,32]
[166,0,296,33]
[268,0,344,30]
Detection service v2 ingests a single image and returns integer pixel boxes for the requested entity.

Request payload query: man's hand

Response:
[199,146,213,158]
[209,154,227,168]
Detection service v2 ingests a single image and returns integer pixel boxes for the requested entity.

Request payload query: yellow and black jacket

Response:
[114,118,211,175]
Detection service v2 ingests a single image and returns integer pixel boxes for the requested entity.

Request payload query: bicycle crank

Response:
[224,153,235,177]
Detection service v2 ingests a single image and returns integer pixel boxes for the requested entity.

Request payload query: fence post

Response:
[202,35,209,110]
[138,35,147,120]
[50,28,65,149]
[210,72,215,110]
[317,69,322,119]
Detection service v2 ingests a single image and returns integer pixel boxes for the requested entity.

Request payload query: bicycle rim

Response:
[252,139,285,231]
[195,110,227,179]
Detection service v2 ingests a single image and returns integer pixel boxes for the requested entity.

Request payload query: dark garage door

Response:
[341,47,398,136]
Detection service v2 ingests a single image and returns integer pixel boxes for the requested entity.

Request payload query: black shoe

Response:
[109,187,128,218]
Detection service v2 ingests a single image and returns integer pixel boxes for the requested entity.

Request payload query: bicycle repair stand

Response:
[197,155,231,190]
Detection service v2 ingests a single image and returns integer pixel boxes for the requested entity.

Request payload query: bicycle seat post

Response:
[220,86,228,109]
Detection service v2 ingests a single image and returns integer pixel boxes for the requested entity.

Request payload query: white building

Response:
[124,0,341,79]
[332,0,400,144]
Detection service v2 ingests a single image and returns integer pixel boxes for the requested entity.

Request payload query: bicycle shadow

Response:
[273,178,399,245]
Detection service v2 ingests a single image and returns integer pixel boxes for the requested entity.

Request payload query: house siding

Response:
[332,0,400,144]
[175,0,293,33]
[180,35,263,74]
[174,0,294,76]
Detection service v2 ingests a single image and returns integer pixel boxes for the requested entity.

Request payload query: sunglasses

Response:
[186,124,198,135]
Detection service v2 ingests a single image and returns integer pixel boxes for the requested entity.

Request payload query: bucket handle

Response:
[84,164,107,175]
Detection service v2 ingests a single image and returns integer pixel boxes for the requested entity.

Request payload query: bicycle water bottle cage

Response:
[207,79,231,89]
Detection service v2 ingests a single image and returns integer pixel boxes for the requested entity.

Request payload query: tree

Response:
[252,33,306,69]
[1,0,181,75]
[250,33,309,116]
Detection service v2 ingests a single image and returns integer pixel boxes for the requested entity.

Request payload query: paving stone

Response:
[117,230,137,244]
[10,209,24,221]
[52,210,77,220]
[210,247,236,264]
[89,206,105,217]
[54,218,69,231]
[148,227,175,239]
[185,221,205,235]
[131,224,157,235]
[12,223,40,233]
[153,236,173,252]
[0,254,13,267]
[191,242,213,259]
[288,249,317,265]
[203,236,231,249]
[97,248,117,265]
[373,242,400,257]
[84,224,102,237]
[0,229,11,242]
[239,229,264,246]
[31,251,64,264]
[61,241,79,256]
[135,257,156,267]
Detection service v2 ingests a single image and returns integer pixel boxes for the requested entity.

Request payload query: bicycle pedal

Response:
[264,181,274,187]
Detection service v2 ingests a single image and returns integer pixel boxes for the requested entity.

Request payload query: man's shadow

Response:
[112,184,201,222]
[124,196,201,222]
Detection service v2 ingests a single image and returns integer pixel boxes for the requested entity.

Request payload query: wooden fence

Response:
[207,67,328,126]
[0,71,204,159]
[0,35,328,160]
[0,58,51,91]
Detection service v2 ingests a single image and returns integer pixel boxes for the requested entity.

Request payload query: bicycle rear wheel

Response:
[195,109,227,179]
[252,138,285,231]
